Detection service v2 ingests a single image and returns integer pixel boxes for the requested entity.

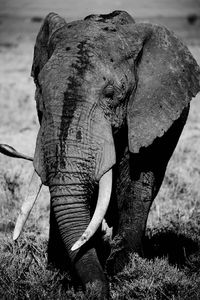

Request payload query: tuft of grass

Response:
[144,216,200,267]
[0,165,25,236]
[0,235,108,300]
[109,207,200,299]
[3,168,23,203]
[0,226,200,299]
[111,253,200,300]
[0,235,71,300]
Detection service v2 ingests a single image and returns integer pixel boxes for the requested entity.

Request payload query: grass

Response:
[0,224,200,299]
[0,236,70,300]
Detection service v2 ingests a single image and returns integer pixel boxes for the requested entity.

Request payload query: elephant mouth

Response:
[12,166,113,249]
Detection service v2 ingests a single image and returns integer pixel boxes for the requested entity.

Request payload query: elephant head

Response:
[2,10,200,299]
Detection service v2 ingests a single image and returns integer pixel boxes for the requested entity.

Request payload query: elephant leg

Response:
[108,106,189,274]
[107,168,156,274]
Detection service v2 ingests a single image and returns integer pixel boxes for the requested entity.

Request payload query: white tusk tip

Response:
[13,231,20,241]
[71,233,89,251]
[71,242,81,252]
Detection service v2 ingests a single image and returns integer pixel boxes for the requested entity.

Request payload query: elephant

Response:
[1,10,200,300]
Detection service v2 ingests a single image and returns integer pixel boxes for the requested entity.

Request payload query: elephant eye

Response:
[103,85,114,98]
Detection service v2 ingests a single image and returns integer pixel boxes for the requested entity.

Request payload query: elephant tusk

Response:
[0,144,33,161]
[13,170,42,240]
[71,168,112,251]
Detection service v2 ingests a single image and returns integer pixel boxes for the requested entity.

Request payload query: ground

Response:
[0,1,200,299]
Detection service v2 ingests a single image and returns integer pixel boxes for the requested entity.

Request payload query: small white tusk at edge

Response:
[13,170,42,240]
[71,168,112,252]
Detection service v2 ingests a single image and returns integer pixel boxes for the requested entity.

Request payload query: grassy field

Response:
[0,2,200,299]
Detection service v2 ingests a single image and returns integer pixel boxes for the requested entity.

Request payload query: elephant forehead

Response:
[39,43,119,98]
[49,18,134,66]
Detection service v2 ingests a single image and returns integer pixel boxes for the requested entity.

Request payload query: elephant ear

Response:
[127,24,200,153]
[31,13,66,184]
[31,12,66,119]
[31,12,66,82]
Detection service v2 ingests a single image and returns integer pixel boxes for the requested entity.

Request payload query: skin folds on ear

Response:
[31,12,66,81]
[127,23,200,153]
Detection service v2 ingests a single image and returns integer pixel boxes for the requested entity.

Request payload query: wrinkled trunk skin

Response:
[107,106,189,274]
[47,166,109,298]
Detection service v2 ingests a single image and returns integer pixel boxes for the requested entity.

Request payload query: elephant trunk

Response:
[49,171,109,296]
[49,179,90,257]
[49,166,112,257]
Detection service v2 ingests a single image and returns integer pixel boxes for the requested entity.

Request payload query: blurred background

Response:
[0,0,200,44]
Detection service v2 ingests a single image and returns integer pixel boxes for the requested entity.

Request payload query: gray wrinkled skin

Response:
[30,10,200,299]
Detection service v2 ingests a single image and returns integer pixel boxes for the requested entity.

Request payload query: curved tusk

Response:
[13,170,42,240]
[71,168,112,252]
[0,144,33,161]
